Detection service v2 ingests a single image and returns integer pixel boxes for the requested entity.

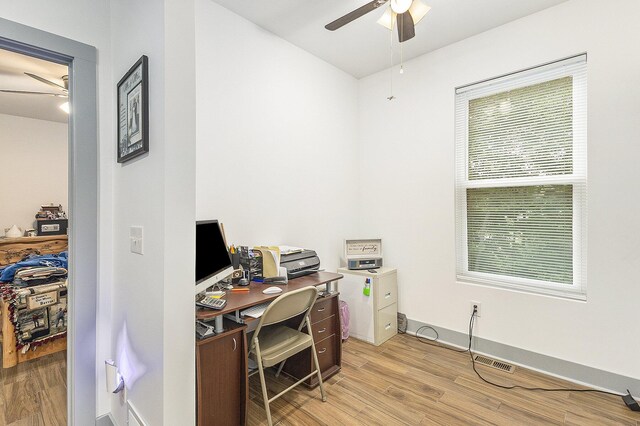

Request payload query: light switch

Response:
[130,226,143,255]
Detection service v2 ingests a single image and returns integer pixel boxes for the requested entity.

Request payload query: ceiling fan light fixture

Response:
[390,0,412,14]
[409,1,431,25]
[376,7,395,30]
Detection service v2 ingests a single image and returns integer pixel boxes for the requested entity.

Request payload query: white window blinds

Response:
[455,55,587,299]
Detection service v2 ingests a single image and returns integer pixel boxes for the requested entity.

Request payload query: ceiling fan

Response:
[0,72,68,97]
[325,0,431,43]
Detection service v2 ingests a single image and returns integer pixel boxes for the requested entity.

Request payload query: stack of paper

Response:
[253,246,281,278]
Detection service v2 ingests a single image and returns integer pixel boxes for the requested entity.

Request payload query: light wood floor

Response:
[1,335,638,425]
[248,334,640,426]
[0,350,66,426]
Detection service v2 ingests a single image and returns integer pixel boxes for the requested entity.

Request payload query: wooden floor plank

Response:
[298,396,362,426]
[37,384,66,426]
[3,377,42,424]
[567,390,640,422]
[5,412,45,426]
[454,374,570,420]
[335,379,426,425]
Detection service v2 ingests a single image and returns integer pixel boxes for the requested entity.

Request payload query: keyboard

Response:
[241,302,271,318]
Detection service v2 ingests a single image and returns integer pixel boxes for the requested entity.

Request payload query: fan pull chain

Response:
[387,10,395,101]
[399,11,404,74]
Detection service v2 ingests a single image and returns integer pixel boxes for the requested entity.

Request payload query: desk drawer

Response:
[314,334,338,373]
[312,315,336,343]
[310,296,336,323]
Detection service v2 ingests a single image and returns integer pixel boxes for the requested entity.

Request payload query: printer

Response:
[279,249,320,279]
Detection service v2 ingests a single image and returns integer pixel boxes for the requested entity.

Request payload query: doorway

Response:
[0,17,98,426]
[0,47,69,424]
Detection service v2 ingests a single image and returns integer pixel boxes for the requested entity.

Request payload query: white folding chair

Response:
[249,286,327,425]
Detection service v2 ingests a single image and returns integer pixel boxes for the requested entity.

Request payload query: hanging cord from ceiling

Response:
[400,36,404,75]
[387,7,395,101]
[387,8,406,100]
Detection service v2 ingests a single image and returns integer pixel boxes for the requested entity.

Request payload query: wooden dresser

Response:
[0,235,68,266]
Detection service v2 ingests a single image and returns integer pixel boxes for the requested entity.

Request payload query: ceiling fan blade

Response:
[0,89,67,97]
[396,11,415,42]
[325,0,388,31]
[24,72,68,92]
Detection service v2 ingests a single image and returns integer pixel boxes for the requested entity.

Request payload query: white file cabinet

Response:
[337,267,397,346]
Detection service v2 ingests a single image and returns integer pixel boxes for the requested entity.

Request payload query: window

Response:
[455,55,587,299]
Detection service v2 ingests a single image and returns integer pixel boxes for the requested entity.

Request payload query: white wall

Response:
[110,0,197,424]
[162,0,197,423]
[0,2,114,417]
[358,0,640,381]
[0,113,68,232]
[195,0,359,270]
[109,1,166,423]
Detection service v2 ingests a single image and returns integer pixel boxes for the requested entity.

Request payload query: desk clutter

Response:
[230,245,321,283]
[3,203,68,238]
[35,204,68,236]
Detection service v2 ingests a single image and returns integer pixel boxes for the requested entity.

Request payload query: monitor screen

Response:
[196,220,233,290]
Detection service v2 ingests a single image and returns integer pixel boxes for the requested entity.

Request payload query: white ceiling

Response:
[0,48,69,123]
[211,0,568,78]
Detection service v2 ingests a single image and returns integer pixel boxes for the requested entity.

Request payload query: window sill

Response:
[456,276,587,302]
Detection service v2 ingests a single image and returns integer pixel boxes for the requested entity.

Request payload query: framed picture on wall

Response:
[117,55,149,163]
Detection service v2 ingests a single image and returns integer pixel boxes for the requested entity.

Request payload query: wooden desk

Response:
[196,271,342,320]
[196,271,343,426]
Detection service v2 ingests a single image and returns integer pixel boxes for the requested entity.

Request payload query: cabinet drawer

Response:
[314,334,338,373]
[312,315,336,343]
[310,296,336,323]
[375,303,397,345]
[375,273,397,310]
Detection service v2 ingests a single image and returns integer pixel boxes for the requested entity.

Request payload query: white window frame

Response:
[455,55,587,300]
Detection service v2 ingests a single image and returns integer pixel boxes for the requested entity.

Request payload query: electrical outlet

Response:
[470,301,481,317]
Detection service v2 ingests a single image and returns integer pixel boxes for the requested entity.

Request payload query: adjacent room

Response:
[1,0,639,425]
[0,48,69,425]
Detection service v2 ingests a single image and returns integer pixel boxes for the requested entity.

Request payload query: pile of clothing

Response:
[0,251,68,350]
[0,252,68,286]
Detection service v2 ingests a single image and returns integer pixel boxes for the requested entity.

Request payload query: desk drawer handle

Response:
[385,292,392,298]
[232,338,237,351]
[385,323,391,330]
[318,328,327,334]
[317,307,326,312]
[318,348,327,354]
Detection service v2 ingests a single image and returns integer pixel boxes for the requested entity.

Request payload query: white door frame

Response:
[0,18,98,426]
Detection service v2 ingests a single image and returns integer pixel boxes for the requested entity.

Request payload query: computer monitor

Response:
[195,220,234,294]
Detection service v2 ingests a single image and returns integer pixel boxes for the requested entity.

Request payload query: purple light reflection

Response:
[116,322,147,389]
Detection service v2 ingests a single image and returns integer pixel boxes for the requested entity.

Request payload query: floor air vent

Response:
[474,355,515,374]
